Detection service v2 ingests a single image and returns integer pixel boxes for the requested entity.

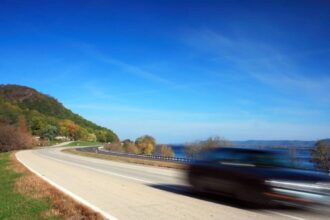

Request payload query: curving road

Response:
[16,147,329,220]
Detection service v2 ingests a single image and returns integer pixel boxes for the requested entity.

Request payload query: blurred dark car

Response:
[187,147,330,206]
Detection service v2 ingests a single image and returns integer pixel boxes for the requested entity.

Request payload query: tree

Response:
[126,142,139,154]
[135,135,156,155]
[0,99,22,124]
[311,140,330,172]
[78,127,88,140]
[121,139,140,154]
[104,142,124,152]
[160,144,175,157]
[185,136,232,157]
[29,114,48,136]
[122,139,133,149]
[59,119,79,140]
[86,133,97,142]
[0,123,33,152]
[17,115,28,133]
[40,125,58,140]
[103,130,118,143]
[95,130,108,142]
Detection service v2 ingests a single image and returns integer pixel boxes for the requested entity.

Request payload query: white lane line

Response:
[37,151,155,184]
[16,152,118,220]
[266,211,307,220]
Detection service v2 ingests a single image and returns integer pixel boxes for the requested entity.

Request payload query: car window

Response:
[200,148,291,168]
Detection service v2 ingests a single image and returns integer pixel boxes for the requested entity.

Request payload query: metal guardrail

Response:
[76,146,193,164]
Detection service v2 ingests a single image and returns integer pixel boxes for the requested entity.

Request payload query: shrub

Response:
[185,136,232,157]
[311,140,330,171]
[0,123,33,152]
[160,144,175,157]
[104,142,124,152]
[126,143,140,154]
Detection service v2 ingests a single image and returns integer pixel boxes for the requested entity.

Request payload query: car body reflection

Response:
[187,148,330,207]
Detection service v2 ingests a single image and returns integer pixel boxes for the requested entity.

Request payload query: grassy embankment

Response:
[64,141,101,147]
[0,152,103,220]
[63,148,188,170]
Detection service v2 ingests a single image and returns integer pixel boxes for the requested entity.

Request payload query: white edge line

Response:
[15,152,118,220]
[266,210,307,220]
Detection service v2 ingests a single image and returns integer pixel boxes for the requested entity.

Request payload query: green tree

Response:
[86,133,97,142]
[40,125,58,140]
[29,114,48,136]
[95,130,107,142]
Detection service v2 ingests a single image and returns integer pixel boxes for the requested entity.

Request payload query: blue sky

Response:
[1,0,330,143]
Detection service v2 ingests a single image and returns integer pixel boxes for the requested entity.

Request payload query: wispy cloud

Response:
[78,43,224,93]
[79,43,174,85]
[184,29,330,99]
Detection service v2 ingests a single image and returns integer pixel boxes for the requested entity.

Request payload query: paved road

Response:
[16,147,329,220]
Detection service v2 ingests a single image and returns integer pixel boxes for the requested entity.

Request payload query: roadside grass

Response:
[48,140,64,146]
[63,148,188,170]
[0,152,103,220]
[64,141,101,147]
[0,152,56,220]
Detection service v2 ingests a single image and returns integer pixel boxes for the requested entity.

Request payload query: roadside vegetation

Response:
[0,85,109,219]
[311,139,330,172]
[65,141,101,147]
[0,152,102,220]
[64,148,186,170]
[184,136,233,157]
[159,144,175,157]
[0,116,34,152]
[104,135,175,157]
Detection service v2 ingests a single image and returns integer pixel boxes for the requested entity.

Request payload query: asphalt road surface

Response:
[16,147,330,220]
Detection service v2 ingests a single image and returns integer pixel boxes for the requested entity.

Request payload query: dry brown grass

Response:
[10,152,104,220]
[63,149,188,170]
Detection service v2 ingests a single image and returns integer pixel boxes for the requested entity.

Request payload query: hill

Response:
[0,84,118,142]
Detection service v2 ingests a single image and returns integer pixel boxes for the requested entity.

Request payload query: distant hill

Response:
[0,84,118,142]
[233,140,316,148]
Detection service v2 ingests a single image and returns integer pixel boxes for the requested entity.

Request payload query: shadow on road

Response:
[148,184,306,211]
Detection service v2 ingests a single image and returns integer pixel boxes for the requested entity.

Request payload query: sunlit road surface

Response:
[16,147,329,220]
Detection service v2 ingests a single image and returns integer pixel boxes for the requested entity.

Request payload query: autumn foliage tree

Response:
[126,143,139,154]
[311,140,330,172]
[135,135,156,155]
[0,116,33,152]
[160,144,175,157]
[185,136,232,157]
[59,119,79,140]
[121,139,139,154]
[104,142,124,152]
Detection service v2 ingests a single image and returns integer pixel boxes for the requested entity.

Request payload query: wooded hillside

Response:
[0,84,118,143]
